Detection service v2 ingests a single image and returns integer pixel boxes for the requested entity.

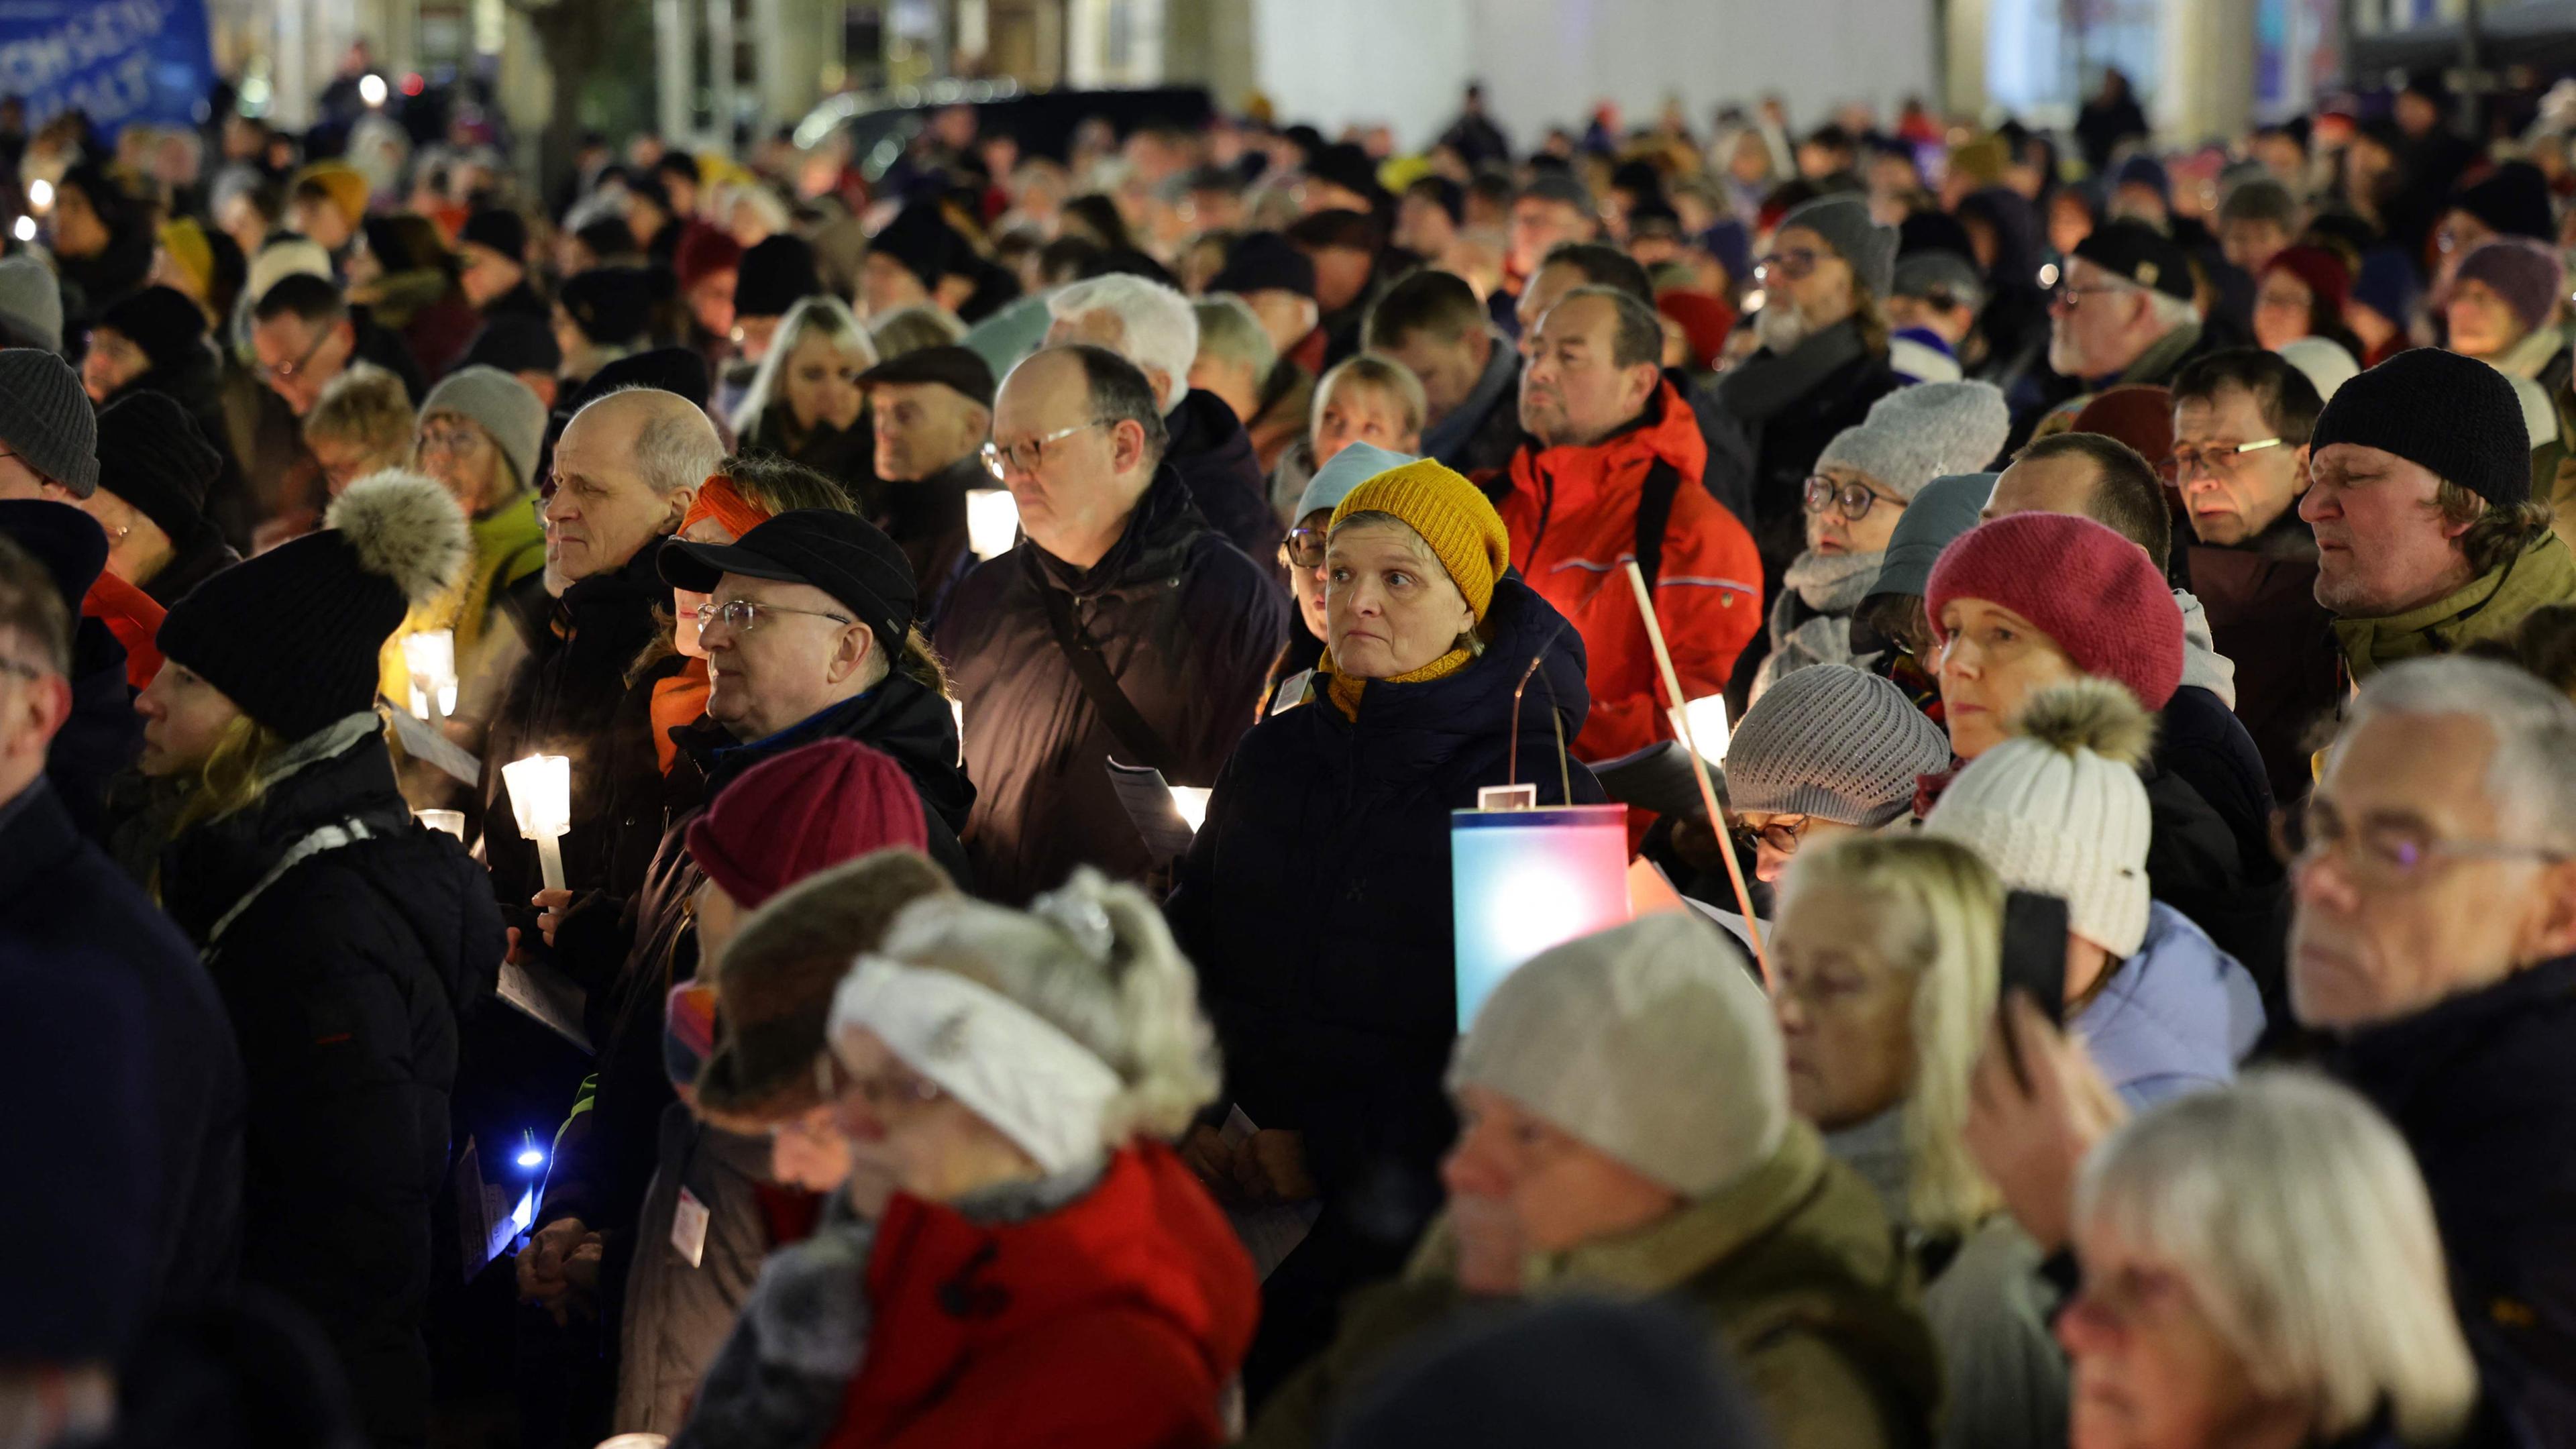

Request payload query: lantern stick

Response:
[1623,561,1770,979]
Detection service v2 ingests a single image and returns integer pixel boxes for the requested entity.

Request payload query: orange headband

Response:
[682,476,770,541]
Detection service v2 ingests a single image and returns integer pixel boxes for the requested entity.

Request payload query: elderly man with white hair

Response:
[1047,272,1280,559]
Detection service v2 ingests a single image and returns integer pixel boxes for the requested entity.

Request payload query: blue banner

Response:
[0,0,215,136]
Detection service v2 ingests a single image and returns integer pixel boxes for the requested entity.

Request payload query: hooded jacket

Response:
[2333,532,2576,682]
[937,462,1288,905]
[824,1144,1260,1449]
[158,722,501,1449]
[1244,1124,1940,1449]
[1165,385,1283,561]
[2076,902,2266,1108]
[1495,382,1762,764]
[1171,576,1603,1248]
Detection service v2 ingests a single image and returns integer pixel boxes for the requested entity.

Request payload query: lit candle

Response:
[501,753,574,892]
[1170,786,1211,833]
[402,629,458,723]
[415,808,466,841]
[1670,694,1729,764]
[965,488,1020,560]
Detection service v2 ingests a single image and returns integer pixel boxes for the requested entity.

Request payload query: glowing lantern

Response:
[1451,803,1631,1030]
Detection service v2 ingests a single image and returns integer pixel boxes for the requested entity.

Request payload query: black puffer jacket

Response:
[937,462,1288,904]
[1165,386,1282,562]
[158,724,501,1449]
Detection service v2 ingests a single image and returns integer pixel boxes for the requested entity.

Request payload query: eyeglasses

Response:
[980,420,1108,480]
[810,1050,946,1111]
[261,324,335,382]
[1731,816,1809,855]
[2159,437,2284,482]
[1803,476,1904,522]
[694,599,855,633]
[1754,247,1823,284]
[1281,525,1329,571]
[2049,282,2131,310]
[419,423,487,455]
[2272,796,2566,887]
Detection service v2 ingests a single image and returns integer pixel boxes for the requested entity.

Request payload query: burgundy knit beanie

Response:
[1925,512,2184,710]
[2455,237,2566,334]
[687,739,930,908]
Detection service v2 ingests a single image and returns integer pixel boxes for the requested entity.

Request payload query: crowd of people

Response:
[7,56,2576,1449]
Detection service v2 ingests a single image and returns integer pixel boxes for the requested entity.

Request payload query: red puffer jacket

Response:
[826,1142,1259,1449]
[1493,382,1762,763]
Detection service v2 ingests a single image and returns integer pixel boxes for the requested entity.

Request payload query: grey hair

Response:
[2146,285,2202,332]
[731,294,879,436]
[871,867,1221,1144]
[1048,272,1199,412]
[1191,294,1276,380]
[2331,655,2576,853]
[2076,1069,2479,1445]
[867,303,967,360]
[580,384,727,497]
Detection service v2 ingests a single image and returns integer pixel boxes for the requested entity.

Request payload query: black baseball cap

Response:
[858,344,997,409]
[2072,219,2195,301]
[660,508,918,654]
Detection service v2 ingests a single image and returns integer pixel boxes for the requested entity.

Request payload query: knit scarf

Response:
[1763,548,1882,685]
[1711,317,1870,423]
[1322,645,1475,720]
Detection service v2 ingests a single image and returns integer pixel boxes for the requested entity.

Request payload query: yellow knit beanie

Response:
[1328,458,1511,621]
[292,160,370,229]
[158,217,215,299]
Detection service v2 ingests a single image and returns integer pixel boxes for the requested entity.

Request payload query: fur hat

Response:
[158,471,468,738]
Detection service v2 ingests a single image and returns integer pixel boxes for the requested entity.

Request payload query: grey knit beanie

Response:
[1815,381,2012,502]
[1866,472,1994,602]
[0,254,62,353]
[1450,914,1785,1199]
[1727,664,1952,825]
[420,365,548,496]
[0,350,97,497]
[1780,195,1898,300]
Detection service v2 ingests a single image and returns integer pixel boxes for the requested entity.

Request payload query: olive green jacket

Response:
[1237,1123,1939,1449]
[2332,531,2576,682]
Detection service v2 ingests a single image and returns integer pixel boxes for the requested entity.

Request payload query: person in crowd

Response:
[730,293,878,498]
[2302,347,2576,680]
[1268,352,1428,521]
[484,386,724,920]
[1885,250,1984,385]
[555,266,659,389]
[857,343,994,621]
[937,344,1286,904]
[301,362,417,502]
[82,391,240,607]
[1499,284,1760,765]
[2444,237,2575,511]
[1758,380,2010,695]
[1712,195,1903,581]
[2167,350,2339,802]
[2,502,143,841]
[621,802,952,1438]
[1925,676,2265,1104]
[676,224,746,361]
[1772,833,2067,1449]
[1171,457,1602,1395]
[2043,220,2215,409]
[1926,509,2286,1012]
[0,350,165,692]
[461,311,566,411]
[1258,441,1412,706]
[722,233,824,410]
[152,214,248,333]
[457,206,548,321]
[134,470,498,1448]
[1190,292,1311,476]
[1210,230,1324,367]
[1364,266,1525,477]
[1045,271,1280,559]
[1500,172,1603,330]
[1854,470,1992,719]
[1284,208,1392,370]
[350,213,482,382]
[2249,244,2361,358]
[82,282,251,541]
[0,519,242,1329]
[868,303,969,360]
[682,869,1259,1448]
[285,157,368,258]
[1727,663,1953,883]
[2214,175,2302,278]
[50,162,155,333]
[250,272,425,419]
[1244,912,1940,1448]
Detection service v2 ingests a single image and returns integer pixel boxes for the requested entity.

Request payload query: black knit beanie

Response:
[733,235,822,320]
[157,472,468,739]
[559,266,656,347]
[2310,347,2531,506]
[98,286,208,376]
[95,392,221,546]
[872,201,959,291]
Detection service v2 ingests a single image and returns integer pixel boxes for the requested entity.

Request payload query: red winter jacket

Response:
[1493,383,1762,763]
[826,1142,1259,1449]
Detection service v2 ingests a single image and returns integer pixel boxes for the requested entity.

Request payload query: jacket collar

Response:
[1423,332,1519,460]
[1023,462,1198,597]
[1712,317,1870,422]
[2332,953,2576,1116]
[1521,1122,1828,1297]
[158,715,409,941]
[2107,318,2203,388]
[686,667,972,827]
[2332,532,2576,680]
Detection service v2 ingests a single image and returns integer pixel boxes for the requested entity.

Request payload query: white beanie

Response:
[1814,380,2012,502]
[1450,914,1783,1199]
[1922,678,2157,957]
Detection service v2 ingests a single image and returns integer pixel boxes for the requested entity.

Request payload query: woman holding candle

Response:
[127,470,499,1449]
[1167,455,1605,1395]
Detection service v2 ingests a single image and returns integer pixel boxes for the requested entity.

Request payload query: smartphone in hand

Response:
[1998,890,2070,1091]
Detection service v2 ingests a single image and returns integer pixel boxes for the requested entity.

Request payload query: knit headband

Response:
[828,957,1122,1177]
[681,475,769,542]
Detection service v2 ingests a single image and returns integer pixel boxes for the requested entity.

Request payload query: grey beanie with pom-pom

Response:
[156,469,468,739]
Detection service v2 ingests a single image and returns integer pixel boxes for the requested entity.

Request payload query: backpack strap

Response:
[1633,458,1684,592]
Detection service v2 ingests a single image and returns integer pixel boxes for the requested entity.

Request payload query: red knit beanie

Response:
[2263,244,2351,321]
[2068,384,2174,471]
[687,739,930,908]
[1925,512,2184,710]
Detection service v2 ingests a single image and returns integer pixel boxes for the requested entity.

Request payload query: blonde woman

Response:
[730,294,879,500]
[1772,833,2069,1449]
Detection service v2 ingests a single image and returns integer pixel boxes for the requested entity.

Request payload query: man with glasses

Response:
[2168,350,2338,802]
[937,344,1286,904]
[2043,220,2215,413]
[246,272,422,419]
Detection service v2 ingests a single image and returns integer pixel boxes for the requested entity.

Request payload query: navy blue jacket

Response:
[2333,955,2576,1442]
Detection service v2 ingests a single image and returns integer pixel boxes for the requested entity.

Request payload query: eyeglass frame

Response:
[259,319,339,382]
[2048,282,2135,311]
[981,419,1111,480]
[2159,437,2285,482]
[693,598,857,634]
[1280,525,1330,572]
[1803,475,1906,522]
[2271,794,2567,887]
[1754,246,1825,286]
[418,421,490,456]
[1731,814,1811,856]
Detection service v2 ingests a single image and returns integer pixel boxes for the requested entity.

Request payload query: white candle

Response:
[501,753,574,892]
[965,488,1020,560]
[415,808,466,840]
[1170,786,1211,833]
[402,629,458,723]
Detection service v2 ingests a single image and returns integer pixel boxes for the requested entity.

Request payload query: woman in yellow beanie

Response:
[1167,454,1605,1395]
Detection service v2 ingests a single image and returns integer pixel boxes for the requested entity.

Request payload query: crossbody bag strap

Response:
[1037,580,1177,775]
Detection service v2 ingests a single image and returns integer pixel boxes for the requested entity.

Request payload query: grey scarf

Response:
[1756,549,1883,696]
[1713,317,1870,423]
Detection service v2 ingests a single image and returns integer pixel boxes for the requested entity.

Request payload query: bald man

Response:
[484,384,727,924]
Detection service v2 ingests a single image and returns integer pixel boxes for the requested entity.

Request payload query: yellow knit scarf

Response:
[1322,645,1476,719]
